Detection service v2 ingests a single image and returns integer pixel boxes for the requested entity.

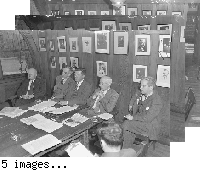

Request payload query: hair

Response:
[28,68,37,75]
[97,121,123,148]
[141,76,156,88]
[75,68,86,76]
[101,76,112,86]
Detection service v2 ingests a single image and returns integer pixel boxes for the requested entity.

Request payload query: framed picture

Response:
[88,11,96,15]
[113,5,126,15]
[102,21,116,31]
[89,28,100,31]
[50,56,56,69]
[180,26,185,42]
[75,10,84,15]
[157,24,172,37]
[138,25,150,30]
[59,57,67,70]
[114,32,128,54]
[82,37,92,53]
[157,11,167,15]
[39,38,46,51]
[135,35,151,56]
[57,36,66,52]
[133,65,147,83]
[101,11,109,15]
[69,37,79,52]
[127,8,137,16]
[119,23,132,31]
[172,11,182,16]
[159,35,171,58]
[142,10,152,15]
[64,11,70,15]
[70,57,79,69]
[156,65,170,88]
[49,40,55,51]
[51,10,59,16]
[95,30,109,54]
[65,27,73,30]
[96,61,107,77]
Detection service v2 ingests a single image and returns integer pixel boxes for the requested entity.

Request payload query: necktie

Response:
[27,80,34,95]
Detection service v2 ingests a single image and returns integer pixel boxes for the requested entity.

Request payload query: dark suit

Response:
[64,80,92,106]
[53,75,76,100]
[87,88,119,114]
[122,90,162,149]
[14,77,46,106]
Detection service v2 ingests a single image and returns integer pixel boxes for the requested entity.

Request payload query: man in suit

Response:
[52,67,75,100]
[14,68,46,107]
[87,76,119,115]
[59,68,92,106]
[122,76,163,149]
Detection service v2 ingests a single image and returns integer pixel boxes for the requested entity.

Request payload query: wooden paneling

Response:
[194,4,200,65]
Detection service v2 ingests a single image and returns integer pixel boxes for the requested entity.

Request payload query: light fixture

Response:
[110,0,126,8]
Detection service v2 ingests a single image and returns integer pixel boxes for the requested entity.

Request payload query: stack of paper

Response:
[48,106,78,114]
[98,113,113,120]
[22,134,61,155]
[28,100,57,112]
[0,107,28,118]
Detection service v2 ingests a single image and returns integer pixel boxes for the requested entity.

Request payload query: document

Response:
[98,113,113,120]
[28,100,57,112]
[0,107,28,118]
[48,105,78,114]
[22,134,61,155]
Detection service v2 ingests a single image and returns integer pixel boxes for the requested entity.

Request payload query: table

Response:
[0,102,102,157]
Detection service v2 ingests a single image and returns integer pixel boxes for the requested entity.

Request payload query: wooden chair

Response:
[185,87,196,121]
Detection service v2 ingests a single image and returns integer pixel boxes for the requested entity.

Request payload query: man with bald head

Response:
[14,68,46,106]
[87,76,119,114]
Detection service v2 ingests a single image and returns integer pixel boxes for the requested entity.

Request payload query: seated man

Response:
[87,76,119,115]
[52,67,76,100]
[122,76,163,149]
[14,68,46,107]
[97,121,137,157]
[59,68,92,106]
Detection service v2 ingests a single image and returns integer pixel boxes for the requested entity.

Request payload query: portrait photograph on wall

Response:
[159,35,171,58]
[172,11,182,16]
[64,11,70,15]
[157,24,172,37]
[142,10,152,15]
[102,21,116,31]
[96,61,107,77]
[69,37,79,52]
[156,65,170,88]
[119,23,132,31]
[59,57,67,70]
[127,7,137,16]
[57,36,66,52]
[82,37,92,53]
[49,40,55,51]
[133,65,147,82]
[135,35,150,56]
[114,31,128,54]
[88,11,96,15]
[50,56,56,69]
[157,11,167,15]
[101,11,109,15]
[138,25,150,30]
[70,57,79,69]
[113,5,126,15]
[39,38,46,51]
[75,10,84,15]
[95,30,109,54]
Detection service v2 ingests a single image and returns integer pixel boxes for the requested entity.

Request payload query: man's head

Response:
[27,68,37,80]
[140,76,155,95]
[74,68,86,82]
[62,67,73,79]
[99,76,112,91]
[97,121,123,152]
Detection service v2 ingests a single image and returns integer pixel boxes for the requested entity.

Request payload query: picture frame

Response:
[50,56,56,69]
[69,37,79,52]
[127,8,137,16]
[101,11,109,15]
[113,5,126,15]
[142,10,152,15]
[95,30,109,54]
[96,61,107,77]
[64,11,70,15]
[133,65,147,83]
[39,38,46,51]
[59,57,67,70]
[157,24,172,38]
[70,57,79,69]
[138,25,150,30]
[119,23,132,31]
[159,35,171,58]
[135,35,151,56]
[156,65,170,88]
[157,11,167,15]
[89,28,100,31]
[114,31,128,54]
[88,11,96,15]
[49,40,55,51]
[51,10,59,16]
[82,37,92,53]
[75,10,84,15]
[57,36,66,52]
[180,26,185,42]
[102,21,116,31]
[172,11,182,16]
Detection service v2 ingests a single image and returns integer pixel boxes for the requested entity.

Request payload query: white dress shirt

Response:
[92,89,109,109]
[26,79,35,95]
[76,79,84,90]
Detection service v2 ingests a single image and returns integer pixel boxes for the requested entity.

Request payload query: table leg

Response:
[81,130,89,149]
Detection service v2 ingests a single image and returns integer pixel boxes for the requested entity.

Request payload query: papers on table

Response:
[22,134,61,155]
[21,114,63,133]
[0,107,28,118]
[65,141,94,157]
[28,100,57,112]
[47,105,78,114]
[62,113,89,127]
[98,113,113,120]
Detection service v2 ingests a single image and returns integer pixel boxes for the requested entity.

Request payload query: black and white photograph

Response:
[59,57,67,70]
[70,57,79,69]
[75,10,84,15]
[157,11,167,15]
[135,35,150,55]
[95,30,109,54]
[119,23,132,31]
[69,37,79,52]
[127,7,137,16]
[114,31,128,54]
[133,65,147,82]
[82,37,92,53]
[113,5,126,15]
[156,65,170,88]
[96,61,107,77]
[159,35,171,58]
[49,40,55,51]
[88,11,96,15]
[102,21,116,31]
[57,36,66,52]
[172,11,182,16]
[138,25,150,30]
[142,10,152,15]
[64,11,70,15]
[101,11,109,15]
[50,56,56,69]
[39,38,46,51]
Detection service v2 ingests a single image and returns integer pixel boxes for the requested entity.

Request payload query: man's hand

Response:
[124,114,133,120]
[58,101,68,106]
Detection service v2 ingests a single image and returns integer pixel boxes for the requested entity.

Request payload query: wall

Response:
[194,4,200,65]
